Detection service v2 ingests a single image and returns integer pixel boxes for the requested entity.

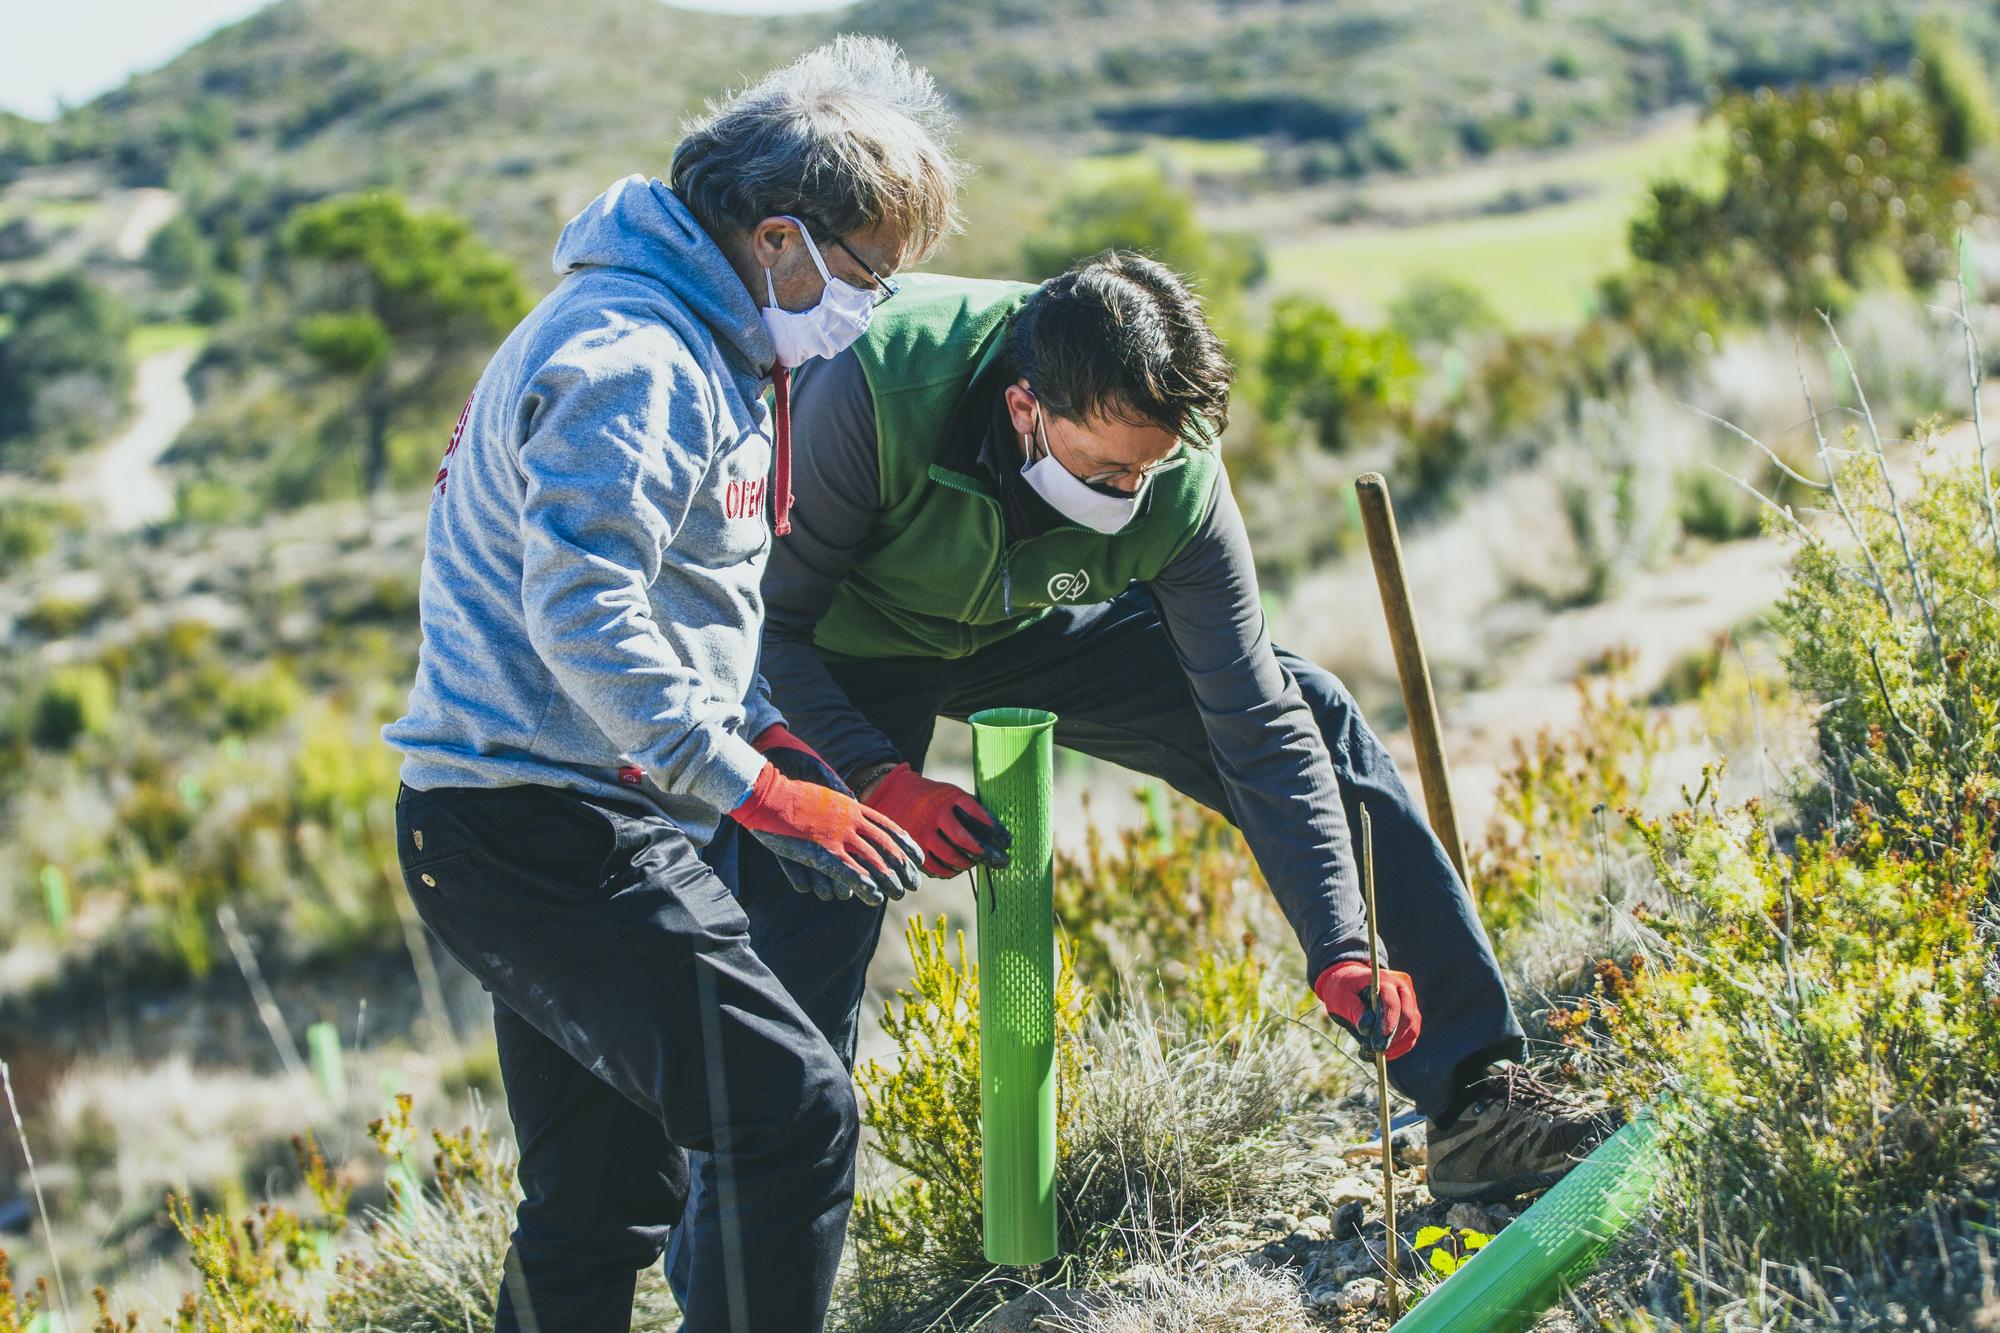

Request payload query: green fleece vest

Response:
[811,274,1221,661]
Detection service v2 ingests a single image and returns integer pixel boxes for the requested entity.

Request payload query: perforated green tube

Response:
[969,706,1059,1266]
[1392,1115,1663,1332]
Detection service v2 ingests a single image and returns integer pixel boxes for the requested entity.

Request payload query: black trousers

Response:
[665,587,1523,1303]
[394,781,856,1333]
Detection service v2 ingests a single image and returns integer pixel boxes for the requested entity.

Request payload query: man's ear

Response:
[1002,381,1038,440]
[748,217,797,271]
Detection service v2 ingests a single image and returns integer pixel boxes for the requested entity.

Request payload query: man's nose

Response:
[1110,473,1146,493]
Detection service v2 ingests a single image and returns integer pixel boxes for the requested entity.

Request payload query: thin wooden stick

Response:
[1356,473,1470,891]
[1362,804,1401,1321]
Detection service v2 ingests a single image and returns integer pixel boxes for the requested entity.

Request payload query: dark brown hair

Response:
[1010,251,1232,445]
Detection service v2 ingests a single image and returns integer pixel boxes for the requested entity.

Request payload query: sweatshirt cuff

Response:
[688,730,770,815]
[1306,931,1371,986]
[744,684,786,744]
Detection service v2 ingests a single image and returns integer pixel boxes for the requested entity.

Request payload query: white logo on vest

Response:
[1047,570,1090,602]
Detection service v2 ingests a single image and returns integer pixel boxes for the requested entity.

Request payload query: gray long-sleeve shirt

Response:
[762,349,1369,976]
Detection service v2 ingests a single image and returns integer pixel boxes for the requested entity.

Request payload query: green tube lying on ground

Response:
[969,706,1060,1266]
[1392,1115,1663,1332]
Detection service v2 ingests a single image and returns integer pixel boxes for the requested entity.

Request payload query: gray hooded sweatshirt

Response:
[384,175,783,844]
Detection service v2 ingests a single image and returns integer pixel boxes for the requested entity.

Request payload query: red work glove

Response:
[861,763,1012,878]
[1314,960,1422,1061]
[729,762,922,907]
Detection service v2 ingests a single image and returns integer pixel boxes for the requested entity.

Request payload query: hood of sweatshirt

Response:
[552,174,775,376]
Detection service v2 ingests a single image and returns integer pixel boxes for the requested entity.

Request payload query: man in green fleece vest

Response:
[668,253,1616,1287]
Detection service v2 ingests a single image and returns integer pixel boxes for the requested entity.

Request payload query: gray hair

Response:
[671,35,964,262]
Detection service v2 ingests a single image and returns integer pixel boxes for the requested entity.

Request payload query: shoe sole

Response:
[1426,1167,1567,1204]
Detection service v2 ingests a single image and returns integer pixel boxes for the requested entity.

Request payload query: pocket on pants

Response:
[397,784,623,901]
[396,789,489,872]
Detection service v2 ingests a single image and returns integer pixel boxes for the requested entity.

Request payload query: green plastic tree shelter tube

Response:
[1391,1115,1663,1332]
[969,706,1060,1266]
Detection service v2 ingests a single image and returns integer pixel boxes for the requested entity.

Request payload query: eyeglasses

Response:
[1075,453,1185,488]
[1033,397,1185,487]
[802,217,900,307]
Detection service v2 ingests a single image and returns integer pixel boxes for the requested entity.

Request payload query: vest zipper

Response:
[926,463,1109,624]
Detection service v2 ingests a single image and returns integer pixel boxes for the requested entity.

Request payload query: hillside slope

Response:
[10,0,1992,275]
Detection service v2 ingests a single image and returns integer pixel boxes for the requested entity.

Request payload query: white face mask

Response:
[759,216,876,367]
[1020,403,1148,535]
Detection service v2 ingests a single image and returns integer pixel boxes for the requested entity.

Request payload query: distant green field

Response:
[1269,188,1641,329]
[128,323,208,357]
[1264,115,1726,330]
[27,198,101,228]
[1070,136,1269,189]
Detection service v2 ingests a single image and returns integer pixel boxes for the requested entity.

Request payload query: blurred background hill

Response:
[4,0,2000,1327]
[7,0,1981,291]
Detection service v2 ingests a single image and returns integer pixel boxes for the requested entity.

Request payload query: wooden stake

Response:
[1362,804,1401,1321]
[1356,472,1471,892]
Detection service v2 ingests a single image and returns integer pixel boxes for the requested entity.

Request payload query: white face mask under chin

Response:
[1019,406,1147,535]
[759,217,876,367]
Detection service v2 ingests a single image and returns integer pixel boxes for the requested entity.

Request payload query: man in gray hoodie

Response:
[383,37,961,1333]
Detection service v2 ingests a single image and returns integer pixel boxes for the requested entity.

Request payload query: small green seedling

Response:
[1414,1224,1493,1276]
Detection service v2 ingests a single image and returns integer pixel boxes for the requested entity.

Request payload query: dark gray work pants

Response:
[395,781,855,1333]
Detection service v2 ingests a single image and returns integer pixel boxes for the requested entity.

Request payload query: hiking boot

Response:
[1425,1062,1623,1203]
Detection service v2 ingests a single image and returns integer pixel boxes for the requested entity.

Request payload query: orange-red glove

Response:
[730,761,922,907]
[861,762,1011,878]
[1314,960,1422,1061]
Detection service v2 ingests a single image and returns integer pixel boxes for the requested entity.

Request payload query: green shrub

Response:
[1673,463,1763,542]
[1019,174,1260,311]
[1776,447,2000,857]
[189,272,249,324]
[1627,77,1973,329]
[284,192,529,494]
[175,475,258,526]
[142,213,208,286]
[18,593,96,638]
[0,271,135,458]
[1053,793,1280,1002]
[0,1253,47,1332]
[1609,791,1998,1267]
[1386,273,1501,345]
[61,693,411,975]
[30,664,115,749]
[65,1094,681,1333]
[1914,14,1998,164]
[166,1134,347,1332]
[0,497,75,571]
[296,310,389,375]
[1474,660,1670,935]
[293,711,399,829]
[1259,296,1418,453]
[1538,354,2000,1324]
[120,775,197,859]
[221,663,304,734]
[847,916,1086,1326]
